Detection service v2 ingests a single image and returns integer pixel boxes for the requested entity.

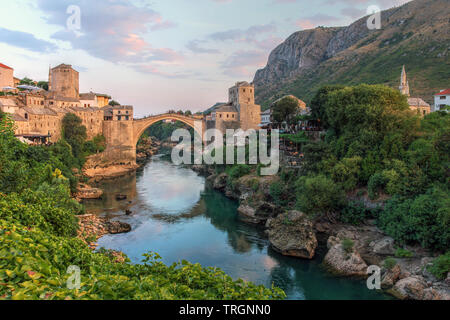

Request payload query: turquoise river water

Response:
[84,156,391,300]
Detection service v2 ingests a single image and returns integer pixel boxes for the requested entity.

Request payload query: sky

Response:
[0,0,411,116]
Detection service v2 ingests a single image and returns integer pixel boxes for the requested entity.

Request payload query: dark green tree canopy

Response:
[271,96,300,124]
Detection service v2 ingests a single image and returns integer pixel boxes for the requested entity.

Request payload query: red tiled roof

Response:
[0,62,13,70]
[435,89,450,96]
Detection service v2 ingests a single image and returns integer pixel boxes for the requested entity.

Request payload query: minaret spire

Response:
[399,65,410,96]
[48,64,52,91]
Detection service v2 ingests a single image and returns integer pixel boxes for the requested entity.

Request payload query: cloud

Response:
[186,40,220,54]
[208,23,277,42]
[340,7,366,19]
[36,0,180,76]
[221,50,268,77]
[0,27,56,53]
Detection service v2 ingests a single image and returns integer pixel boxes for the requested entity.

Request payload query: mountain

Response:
[254,0,450,109]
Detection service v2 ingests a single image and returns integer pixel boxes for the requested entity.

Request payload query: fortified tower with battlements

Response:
[48,64,79,100]
[228,81,261,131]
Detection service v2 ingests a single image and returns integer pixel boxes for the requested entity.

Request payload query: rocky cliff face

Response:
[254,0,450,107]
[254,27,341,86]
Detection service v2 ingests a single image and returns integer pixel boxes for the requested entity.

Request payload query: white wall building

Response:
[434,89,450,112]
[260,109,271,127]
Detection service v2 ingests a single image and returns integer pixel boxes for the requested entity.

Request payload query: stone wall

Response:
[100,119,136,165]
[239,103,261,131]
[0,66,13,88]
[50,65,79,100]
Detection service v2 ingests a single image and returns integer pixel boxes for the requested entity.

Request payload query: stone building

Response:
[0,97,19,114]
[80,92,111,108]
[48,64,79,100]
[103,105,133,121]
[0,62,14,89]
[68,106,104,139]
[0,62,115,143]
[209,81,261,133]
[398,66,431,116]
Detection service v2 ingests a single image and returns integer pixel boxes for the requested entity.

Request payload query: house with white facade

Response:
[434,89,450,112]
[260,109,271,128]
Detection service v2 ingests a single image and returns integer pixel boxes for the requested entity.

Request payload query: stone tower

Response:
[48,64,79,100]
[399,65,410,97]
[228,81,261,131]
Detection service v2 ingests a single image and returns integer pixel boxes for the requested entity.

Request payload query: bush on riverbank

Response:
[293,85,450,252]
[0,219,285,300]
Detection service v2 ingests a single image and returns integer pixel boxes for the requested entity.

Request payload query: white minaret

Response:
[399,65,410,97]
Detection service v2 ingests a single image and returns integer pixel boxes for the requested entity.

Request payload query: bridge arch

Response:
[133,113,205,147]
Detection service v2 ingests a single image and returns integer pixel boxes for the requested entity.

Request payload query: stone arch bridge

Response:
[99,113,205,165]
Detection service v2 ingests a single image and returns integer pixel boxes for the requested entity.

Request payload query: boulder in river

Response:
[76,183,103,199]
[267,210,317,259]
[323,242,368,277]
[213,173,228,191]
[105,221,132,234]
[238,201,277,224]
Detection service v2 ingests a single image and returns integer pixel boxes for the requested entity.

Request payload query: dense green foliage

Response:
[293,84,449,252]
[295,175,345,216]
[0,111,285,300]
[62,113,87,160]
[428,252,450,280]
[271,96,299,125]
[0,219,285,300]
[145,121,193,142]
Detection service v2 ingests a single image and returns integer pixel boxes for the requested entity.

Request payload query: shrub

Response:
[330,157,362,191]
[340,202,368,225]
[0,185,80,237]
[368,172,387,200]
[228,164,251,180]
[384,258,397,270]
[395,248,414,258]
[295,174,346,217]
[428,252,450,280]
[342,239,354,254]
[378,186,450,251]
[269,181,288,207]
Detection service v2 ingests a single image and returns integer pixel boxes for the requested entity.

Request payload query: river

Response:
[84,155,391,300]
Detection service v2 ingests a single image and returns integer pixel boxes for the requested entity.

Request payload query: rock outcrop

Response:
[254,27,341,87]
[323,241,368,277]
[77,214,131,249]
[238,201,277,225]
[76,183,103,199]
[388,276,448,300]
[267,210,317,259]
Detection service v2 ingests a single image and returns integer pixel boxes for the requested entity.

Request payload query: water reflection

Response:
[91,157,391,300]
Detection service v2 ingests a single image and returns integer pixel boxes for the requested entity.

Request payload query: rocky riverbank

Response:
[192,166,449,300]
[77,214,131,251]
[75,183,103,201]
[136,136,162,164]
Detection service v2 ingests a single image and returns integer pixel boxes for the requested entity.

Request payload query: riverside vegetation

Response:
[202,84,449,298]
[0,111,285,300]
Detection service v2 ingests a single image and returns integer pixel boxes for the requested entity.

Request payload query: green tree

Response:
[309,85,345,128]
[271,96,299,125]
[295,174,346,218]
[37,81,49,91]
[19,77,35,86]
[62,113,87,160]
[109,100,120,106]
